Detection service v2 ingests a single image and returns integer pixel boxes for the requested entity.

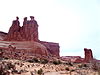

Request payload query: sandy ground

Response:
[0,59,98,75]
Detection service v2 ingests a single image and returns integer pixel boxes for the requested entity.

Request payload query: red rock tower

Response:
[3,16,60,58]
[21,16,39,41]
[4,16,39,41]
[84,48,93,62]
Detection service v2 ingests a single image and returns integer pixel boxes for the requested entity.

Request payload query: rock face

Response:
[0,16,60,59]
[84,48,93,62]
[0,31,7,40]
[4,16,39,41]
[0,41,49,60]
[21,16,39,41]
[40,41,60,57]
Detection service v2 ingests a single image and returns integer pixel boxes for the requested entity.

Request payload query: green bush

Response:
[83,64,88,67]
[37,68,43,75]
[40,59,48,64]
[65,62,73,66]
[32,58,39,63]
[65,67,69,71]
[53,60,62,65]
[27,58,39,63]
[4,57,9,60]
[78,64,83,68]
[27,59,34,63]
[78,64,88,68]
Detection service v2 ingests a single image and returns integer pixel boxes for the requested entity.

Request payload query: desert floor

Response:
[0,59,99,75]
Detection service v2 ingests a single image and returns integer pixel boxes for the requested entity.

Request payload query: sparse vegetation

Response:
[65,67,69,71]
[32,58,39,63]
[90,59,100,75]
[37,68,43,75]
[65,62,73,66]
[53,60,62,65]
[0,61,15,75]
[78,63,88,68]
[27,58,39,63]
[40,59,48,64]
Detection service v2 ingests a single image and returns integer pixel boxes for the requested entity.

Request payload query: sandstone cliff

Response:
[0,16,60,59]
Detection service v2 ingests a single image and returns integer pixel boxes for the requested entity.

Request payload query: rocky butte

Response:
[0,16,60,60]
[0,16,94,63]
[61,48,94,63]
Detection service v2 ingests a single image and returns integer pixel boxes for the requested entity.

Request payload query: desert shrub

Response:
[68,62,73,66]
[83,64,88,67]
[40,59,48,64]
[53,60,62,65]
[27,59,34,63]
[89,59,100,75]
[37,68,43,75]
[53,61,59,65]
[78,64,88,69]
[66,62,73,66]
[32,58,39,63]
[65,67,69,71]
[27,58,39,63]
[78,64,82,68]
[92,61,99,70]
[58,60,62,64]
[71,69,75,72]
[4,57,9,60]
[0,64,10,75]
[7,62,15,69]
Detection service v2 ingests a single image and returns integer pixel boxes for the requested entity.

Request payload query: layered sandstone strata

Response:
[0,16,60,59]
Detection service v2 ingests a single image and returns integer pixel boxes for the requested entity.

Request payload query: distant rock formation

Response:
[0,16,60,59]
[84,48,93,62]
[0,41,49,60]
[61,48,94,63]
[61,56,83,63]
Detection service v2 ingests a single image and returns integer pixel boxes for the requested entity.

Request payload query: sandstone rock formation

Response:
[4,16,39,41]
[0,16,60,59]
[61,48,94,63]
[0,41,49,60]
[84,48,93,62]
[0,31,7,40]
[40,41,60,57]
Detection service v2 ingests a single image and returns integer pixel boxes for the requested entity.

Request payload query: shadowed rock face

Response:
[40,41,60,57]
[84,48,93,62]
[0,16,60,59]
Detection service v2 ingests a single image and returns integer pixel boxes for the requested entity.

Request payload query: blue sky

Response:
[0,0,100,59]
